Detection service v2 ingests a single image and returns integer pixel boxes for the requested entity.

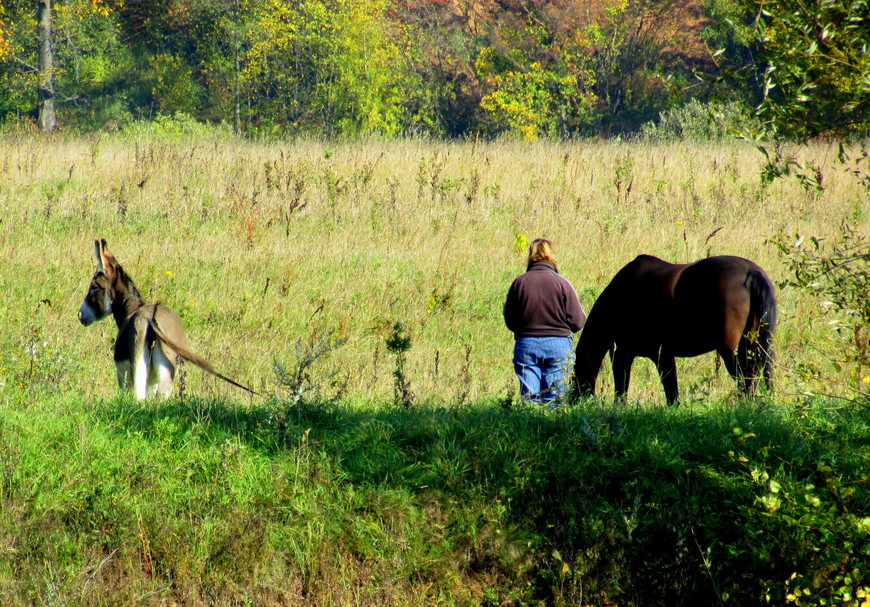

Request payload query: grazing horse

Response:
[573,254,776,405]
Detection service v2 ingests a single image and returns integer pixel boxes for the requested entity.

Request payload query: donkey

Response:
[78,239,255,399]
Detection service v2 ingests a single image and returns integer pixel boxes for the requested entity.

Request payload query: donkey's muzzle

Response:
[78,302,97,326]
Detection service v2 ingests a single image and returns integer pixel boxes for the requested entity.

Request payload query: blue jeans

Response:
[513,336,575,404]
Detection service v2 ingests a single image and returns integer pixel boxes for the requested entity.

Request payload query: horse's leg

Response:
[735,338,755,396]
[612,346,634,400]
[655,352,679,405]
[719,343,762,398]
[722,307,751,396]
[717,347,739,379]
[763,351,774,392]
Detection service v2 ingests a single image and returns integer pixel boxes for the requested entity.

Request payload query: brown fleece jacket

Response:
[503,262,587,338]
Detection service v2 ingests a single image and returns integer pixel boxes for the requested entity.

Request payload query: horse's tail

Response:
[740,269,777,393]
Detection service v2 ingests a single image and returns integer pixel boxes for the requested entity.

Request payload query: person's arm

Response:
[503,283,519,333]
[563,280,587,333]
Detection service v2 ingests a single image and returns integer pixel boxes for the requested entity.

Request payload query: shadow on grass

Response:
[92,392,870,606]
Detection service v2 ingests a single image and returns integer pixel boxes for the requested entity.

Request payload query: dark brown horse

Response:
[573,255,776,405]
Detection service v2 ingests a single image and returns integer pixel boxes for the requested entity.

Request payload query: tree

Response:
[1,0,122,130]
[391,0,482,137]
[0,5,9,61]
[752,0,870,142]
[118,0,257,129]
[466,0,705,138]
[243,0,418,135]
[714,0,870,186]
[473,2,601,139]
[36,0,55,131]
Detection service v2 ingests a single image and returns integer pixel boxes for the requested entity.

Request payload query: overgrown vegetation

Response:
[638,99,759,142]
[0,135,867,604]
[0,0,792,137]
[770,223,870,401]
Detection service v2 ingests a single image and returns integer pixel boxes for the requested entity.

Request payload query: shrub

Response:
[638,99,759,142]
[115,112,232,141]
[769,223,870,401]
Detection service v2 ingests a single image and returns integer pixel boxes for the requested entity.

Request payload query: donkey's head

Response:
[78,239,120,326]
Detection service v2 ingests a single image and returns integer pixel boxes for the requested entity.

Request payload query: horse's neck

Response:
[111,268,146,329]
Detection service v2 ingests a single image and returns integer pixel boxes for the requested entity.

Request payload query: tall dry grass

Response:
[1,133,865,405]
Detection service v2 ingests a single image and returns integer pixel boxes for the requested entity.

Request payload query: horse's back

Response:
[605,254,684,301]
[671,256,768,354]
[585,255,686,354]
[675,256,769,316]
[599,255,765,356]
[676,256,758,296]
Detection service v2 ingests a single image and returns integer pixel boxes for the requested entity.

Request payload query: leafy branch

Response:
[769,223,870,402]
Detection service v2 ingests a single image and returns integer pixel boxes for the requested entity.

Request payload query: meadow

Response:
[0,130,868,605]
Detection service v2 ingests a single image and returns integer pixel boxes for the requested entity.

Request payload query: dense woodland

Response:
[3,0,866,139]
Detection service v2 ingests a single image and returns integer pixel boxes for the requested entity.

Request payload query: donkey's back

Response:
[115,303,189,399]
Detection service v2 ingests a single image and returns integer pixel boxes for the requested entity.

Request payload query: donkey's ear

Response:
[97,238,118,274]
[94,239,104,271]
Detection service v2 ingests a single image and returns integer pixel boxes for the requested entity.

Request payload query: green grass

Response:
[2,389,869,605]
[0,133,868,604]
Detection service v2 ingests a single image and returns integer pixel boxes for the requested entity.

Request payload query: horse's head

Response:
[572,314,613,401]
[573,351,599,399]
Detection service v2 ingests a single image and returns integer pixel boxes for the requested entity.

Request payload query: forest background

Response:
[2,0,864,140]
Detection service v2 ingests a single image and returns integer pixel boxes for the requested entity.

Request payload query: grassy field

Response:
[0,131,868,605]
[2,132,866,403]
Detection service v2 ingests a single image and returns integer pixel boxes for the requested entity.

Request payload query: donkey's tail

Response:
[741,269,777,393]
[147,315,259,396]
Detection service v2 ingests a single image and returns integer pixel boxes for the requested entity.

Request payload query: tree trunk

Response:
[37,0,56,132]
[234,50,241,134]
[233,0,242,135]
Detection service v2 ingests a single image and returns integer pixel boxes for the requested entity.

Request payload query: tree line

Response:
[0,0,867,140]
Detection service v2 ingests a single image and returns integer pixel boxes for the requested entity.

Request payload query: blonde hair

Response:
[527,238,558,272]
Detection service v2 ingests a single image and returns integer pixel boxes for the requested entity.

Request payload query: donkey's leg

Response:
[133,340,153,400]
[116,360,133,392]
[152,344,176,398]
[611,347,634,400]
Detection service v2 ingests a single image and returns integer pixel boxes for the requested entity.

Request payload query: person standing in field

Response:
[503,238,586,405]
